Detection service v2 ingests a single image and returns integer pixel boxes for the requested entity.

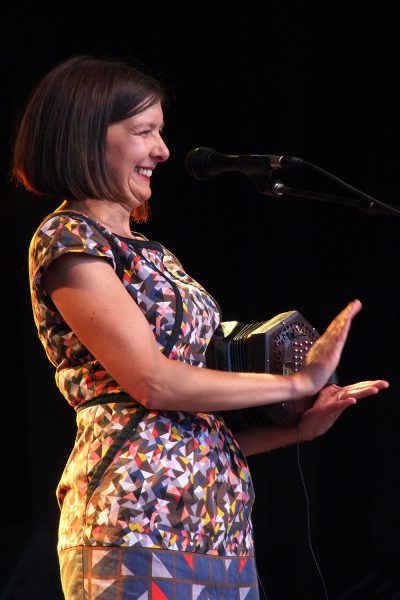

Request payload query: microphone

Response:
[185,147,303,181]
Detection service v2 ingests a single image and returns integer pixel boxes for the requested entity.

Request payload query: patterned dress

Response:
[29,211,259,599]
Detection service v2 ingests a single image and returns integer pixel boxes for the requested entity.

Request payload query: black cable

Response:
[296,428,330,600]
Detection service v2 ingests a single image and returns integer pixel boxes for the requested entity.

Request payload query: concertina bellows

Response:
[206,310,338,432]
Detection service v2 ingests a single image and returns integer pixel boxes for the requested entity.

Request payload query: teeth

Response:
[136,167,152,177]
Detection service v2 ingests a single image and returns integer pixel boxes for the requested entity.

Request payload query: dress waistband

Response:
[76,393,138,412]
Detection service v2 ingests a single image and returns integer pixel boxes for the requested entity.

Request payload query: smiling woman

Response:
[12,54,168,224]
[11,54,389,600]
[105,104,169,218]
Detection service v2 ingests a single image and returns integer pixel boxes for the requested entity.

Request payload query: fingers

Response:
[313,300,362,357]
[300,300,363,396]
[314,379,389,408]
[299,376,389,442]
[318,380,390,410]
[327,299,362,338]
[336,380,389,402]
[344,380,389,392]
[370,380,390,390]
[333,299,362,324]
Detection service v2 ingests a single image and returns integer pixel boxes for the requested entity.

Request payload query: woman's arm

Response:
[43,253,383,413]
[235,381,389,456]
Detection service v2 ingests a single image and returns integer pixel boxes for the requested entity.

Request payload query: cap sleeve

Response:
[29,213,118,304]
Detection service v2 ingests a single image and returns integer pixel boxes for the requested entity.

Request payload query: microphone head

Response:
[185,147,215,181]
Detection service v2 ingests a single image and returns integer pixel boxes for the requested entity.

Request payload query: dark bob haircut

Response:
[12,54,169,222]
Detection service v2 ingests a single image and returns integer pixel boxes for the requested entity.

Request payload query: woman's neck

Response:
[57,199,136,238]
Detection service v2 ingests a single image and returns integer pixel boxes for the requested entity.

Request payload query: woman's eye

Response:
[133,127,165,138]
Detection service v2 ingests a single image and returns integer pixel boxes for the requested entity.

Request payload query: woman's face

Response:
[105,101,169,209]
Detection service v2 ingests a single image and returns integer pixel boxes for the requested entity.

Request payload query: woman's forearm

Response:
[234,423,301,457]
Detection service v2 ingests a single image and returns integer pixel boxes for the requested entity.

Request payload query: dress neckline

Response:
[52,209,164,251]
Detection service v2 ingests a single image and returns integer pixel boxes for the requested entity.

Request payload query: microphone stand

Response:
[250,159,400,217]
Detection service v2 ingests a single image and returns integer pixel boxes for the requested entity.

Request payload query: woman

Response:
[12,54,388,599]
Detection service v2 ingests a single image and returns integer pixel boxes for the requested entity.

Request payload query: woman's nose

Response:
[152,136,170,162]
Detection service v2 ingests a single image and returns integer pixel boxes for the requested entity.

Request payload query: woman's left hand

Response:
[298,380,389,442]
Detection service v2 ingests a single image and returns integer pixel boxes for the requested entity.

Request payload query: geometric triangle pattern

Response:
[30,212,223,408]
[57,399,256,557]
[59,545,261,598]
[33,214,257,557]
[32,213,260,598]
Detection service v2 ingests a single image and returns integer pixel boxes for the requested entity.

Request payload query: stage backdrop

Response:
[2,3,399,598]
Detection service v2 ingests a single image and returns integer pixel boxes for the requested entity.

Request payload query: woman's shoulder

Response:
[33,209,101,236]
[29,210,119,273]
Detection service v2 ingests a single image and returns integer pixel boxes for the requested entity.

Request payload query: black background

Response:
[1,2,400,599]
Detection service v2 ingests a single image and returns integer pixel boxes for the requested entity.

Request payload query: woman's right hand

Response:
[295,299,363,398]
